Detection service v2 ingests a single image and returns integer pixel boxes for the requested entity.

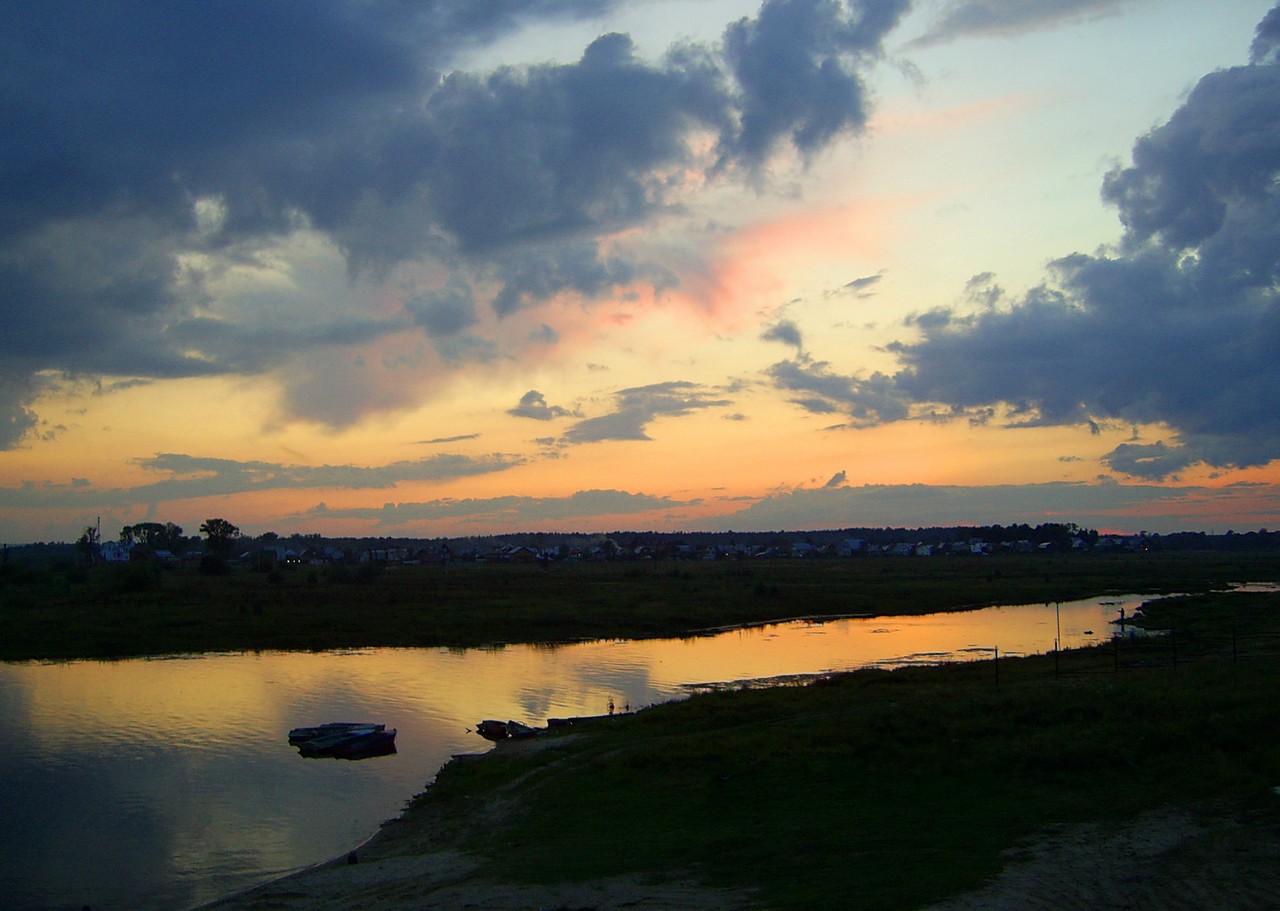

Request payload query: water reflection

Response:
[0,592,1156,911]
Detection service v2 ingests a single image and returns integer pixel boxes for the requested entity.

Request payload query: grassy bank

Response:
[394,589,1280,910]
[2,550,1276,661]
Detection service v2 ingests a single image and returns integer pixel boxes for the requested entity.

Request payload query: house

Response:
[100,540,132,562]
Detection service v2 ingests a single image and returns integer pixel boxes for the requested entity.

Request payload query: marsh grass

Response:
[2,551,1275,660]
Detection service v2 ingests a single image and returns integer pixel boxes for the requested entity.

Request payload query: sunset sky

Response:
[4,0,1280,544]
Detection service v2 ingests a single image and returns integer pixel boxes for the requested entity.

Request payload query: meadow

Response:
[1,549,1275,661]
[391,586,1280,910]
[8,548,1280,909]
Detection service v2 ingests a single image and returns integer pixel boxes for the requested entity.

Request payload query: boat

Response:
[290,723,394,759]
[288,722,384,744]
[474,719,540,741]
[505,720,539,739]
[330,728,397,759]
[476,719,508,741]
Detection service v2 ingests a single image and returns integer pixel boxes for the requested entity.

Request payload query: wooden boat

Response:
[289,722,384,744]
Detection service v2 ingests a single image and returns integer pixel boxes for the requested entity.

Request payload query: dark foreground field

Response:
[2,549,1276,660]
[208,586,1280,911]
[187,551,1280,911]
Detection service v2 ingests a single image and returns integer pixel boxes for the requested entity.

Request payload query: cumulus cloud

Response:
[907,0,1123,47]
[561,381,732,443]
[768,8,1280,480]
[0,0,907,445]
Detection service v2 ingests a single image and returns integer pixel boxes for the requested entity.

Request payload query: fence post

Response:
[1114,633,1120,673]
[994,646,999,685]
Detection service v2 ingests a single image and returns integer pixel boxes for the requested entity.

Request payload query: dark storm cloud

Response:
[0,451,524,509]
[772,9,1280,480]
[1253,5,1280,62]
[406,282,479,338]
[720,0,907,166]
[0,372,39,450]
[490,239,670,317]
[561,381,732,443]
[907,0,1122,47]
[0,0,905,445]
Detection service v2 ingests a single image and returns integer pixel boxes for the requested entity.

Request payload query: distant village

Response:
[19,521,1274,570]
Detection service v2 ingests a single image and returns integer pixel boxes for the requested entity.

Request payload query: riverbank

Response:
[5,550,1276,661]
[205,590,1280,910]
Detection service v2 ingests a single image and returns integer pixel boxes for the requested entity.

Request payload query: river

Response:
[0,592,1163,910]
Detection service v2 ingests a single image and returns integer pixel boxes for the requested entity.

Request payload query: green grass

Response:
[2,550,1275,660]
[8,549,1278,907]
[418,632,1280,910]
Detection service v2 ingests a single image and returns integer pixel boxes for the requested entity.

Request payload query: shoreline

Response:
[198,736,756,911]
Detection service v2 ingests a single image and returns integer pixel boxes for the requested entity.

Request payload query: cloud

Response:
[415,434,481,445]
[0,451,524,508]
[907,0,1123,48]
[767,11,1280,480]
[717,479,1280,533]
[0,0,908,444]
[766,358,910,425]
[508,390,576,421]
[0,372,39,450]
[761,320,805,349]
[1253,5,1280,63]
[720,0,909,166]
[406,281,478,338]
[301,488,686,527]
[837,272,884,297]
[561,381,732,443]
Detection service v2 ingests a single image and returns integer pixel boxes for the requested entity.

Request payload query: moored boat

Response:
[291,723,394,759]
[505,720,539,739]
[330,728,397,759]
[288,722,384,743]
[475,719,509,741]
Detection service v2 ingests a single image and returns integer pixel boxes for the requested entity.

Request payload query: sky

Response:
[3,0,1280,544]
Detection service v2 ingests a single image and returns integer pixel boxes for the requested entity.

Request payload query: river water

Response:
[0,592,1162,910]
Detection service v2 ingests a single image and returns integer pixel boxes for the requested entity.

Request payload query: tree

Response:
[200,518,241,555]
[123,521,186,553]
[76,524,100,564]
